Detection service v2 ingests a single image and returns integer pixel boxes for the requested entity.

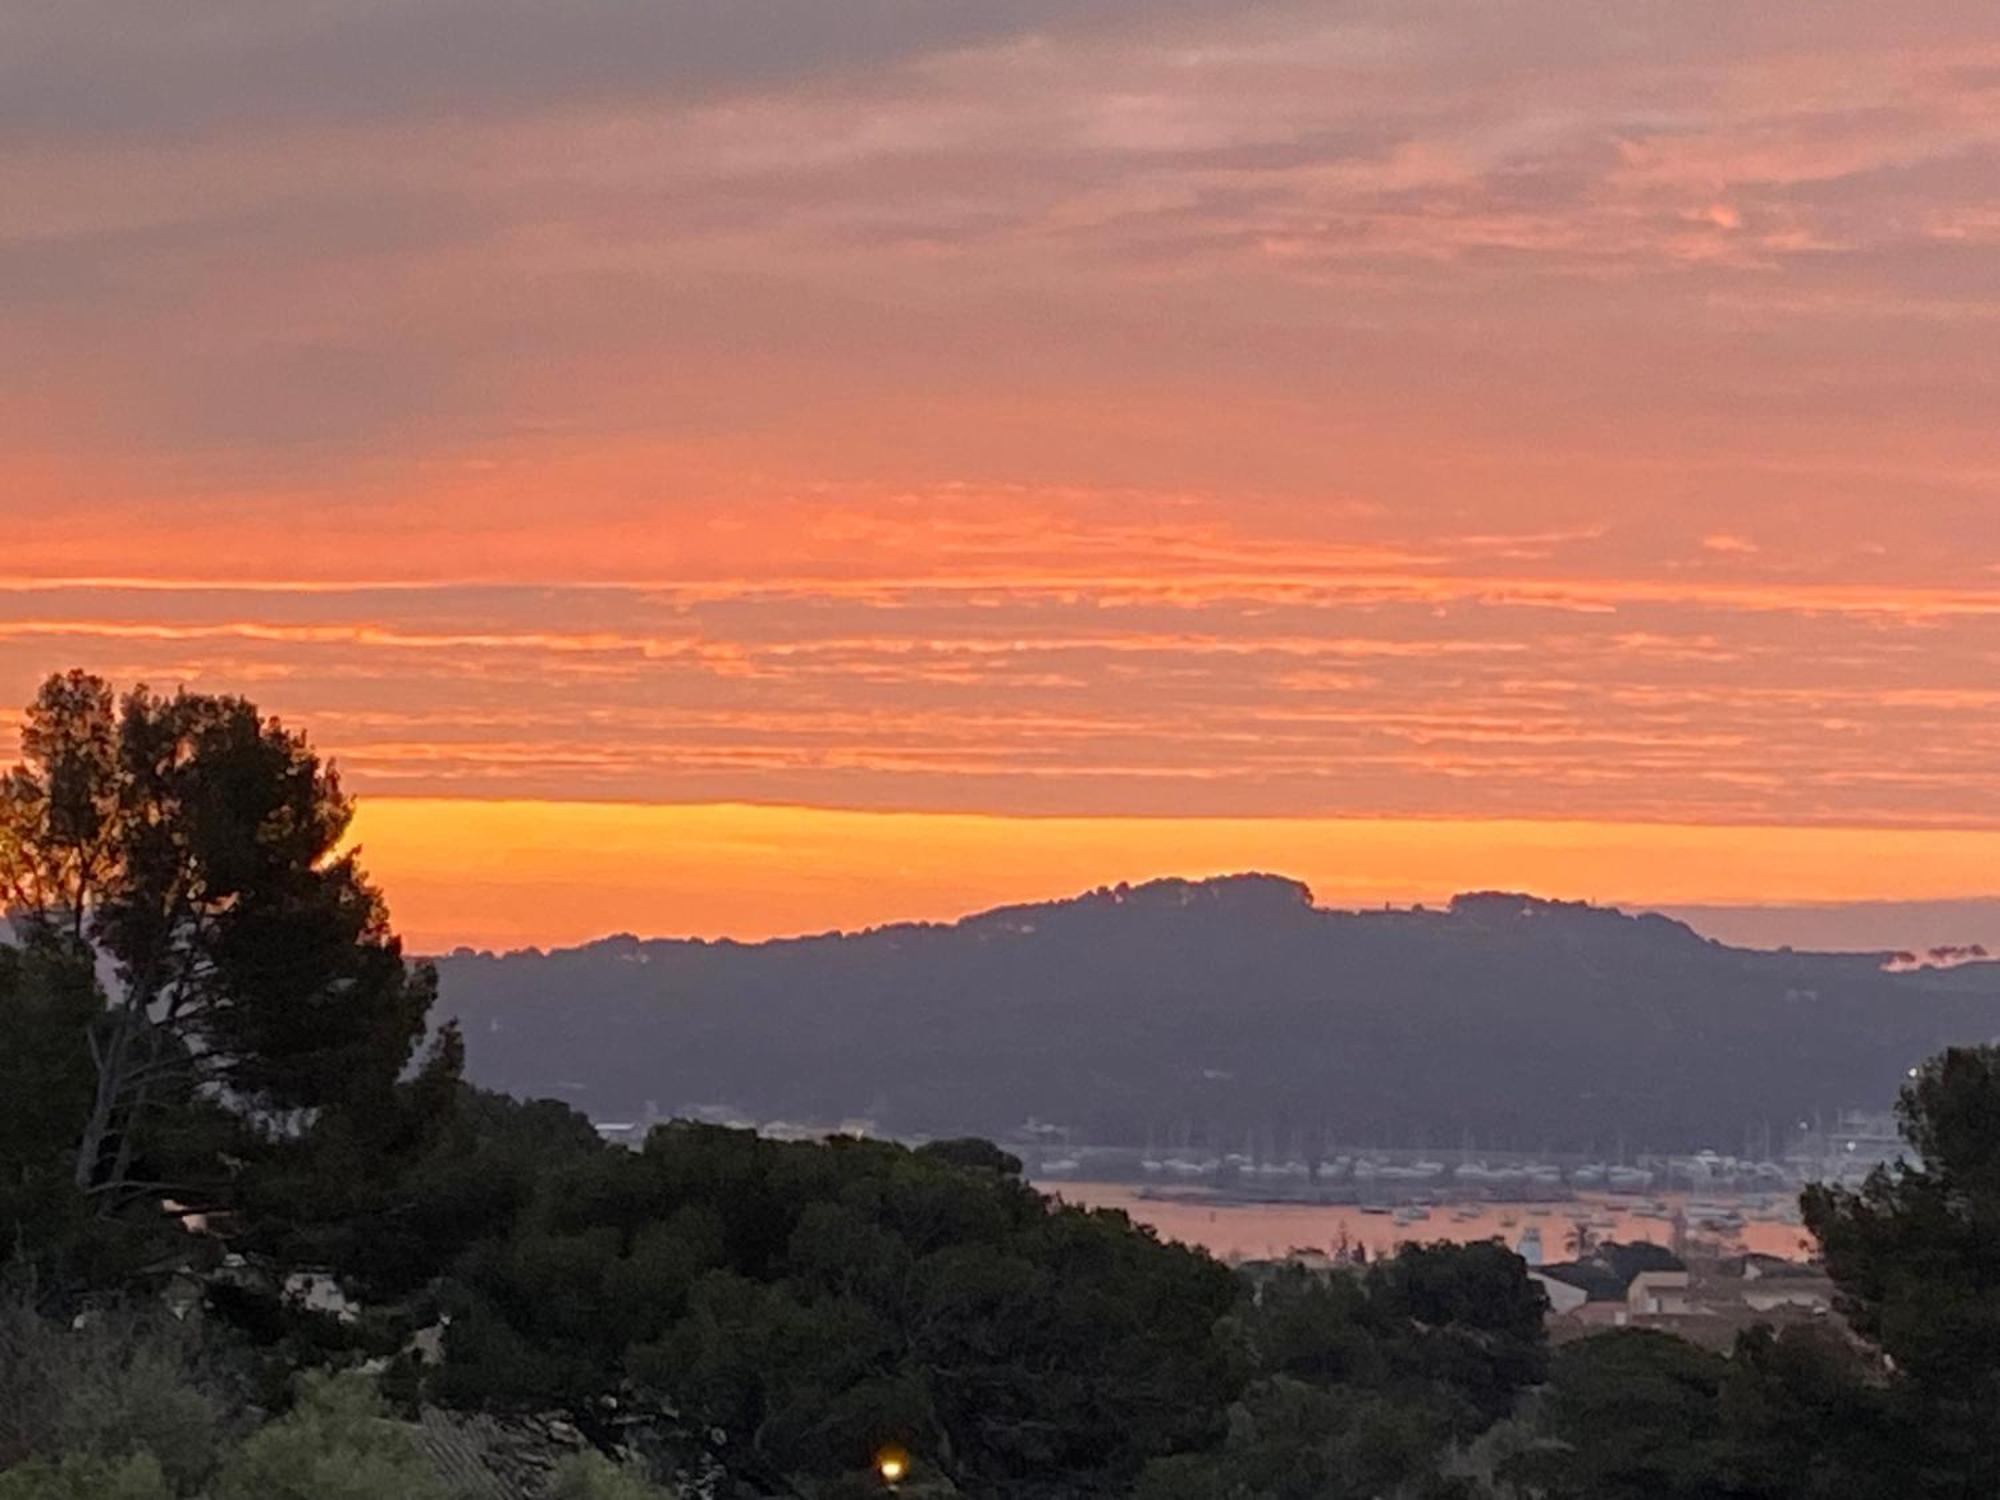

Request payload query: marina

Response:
[1044,1182,1816,1263]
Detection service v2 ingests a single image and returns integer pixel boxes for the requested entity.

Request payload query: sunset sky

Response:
[8,2,2000,950]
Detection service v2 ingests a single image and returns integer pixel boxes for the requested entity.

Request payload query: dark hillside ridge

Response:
[435,875,2000,1152]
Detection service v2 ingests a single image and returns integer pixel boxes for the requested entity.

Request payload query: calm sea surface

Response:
[1042,1182,1816,1262]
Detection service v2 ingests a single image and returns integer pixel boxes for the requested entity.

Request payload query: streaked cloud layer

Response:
[7,2,2000,939]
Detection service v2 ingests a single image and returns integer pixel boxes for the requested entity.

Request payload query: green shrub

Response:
[0,1295,231,1490]
[544,1451,682,1500]
[0,1452,172,1500]
[208,1373,453,1500]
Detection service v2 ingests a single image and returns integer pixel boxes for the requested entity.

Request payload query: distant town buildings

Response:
[1537,1243,1842,1352]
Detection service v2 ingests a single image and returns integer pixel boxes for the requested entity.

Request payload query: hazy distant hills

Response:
[1659,898,2000,956]
[433,875,2000,1154]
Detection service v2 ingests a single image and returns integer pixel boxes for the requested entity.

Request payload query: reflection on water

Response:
[1043,1183,1817,1263]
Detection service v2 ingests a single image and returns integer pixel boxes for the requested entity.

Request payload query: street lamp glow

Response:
[877,1447,909,1484]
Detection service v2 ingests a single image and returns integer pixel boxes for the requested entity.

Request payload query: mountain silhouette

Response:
[434,875,2000,1152]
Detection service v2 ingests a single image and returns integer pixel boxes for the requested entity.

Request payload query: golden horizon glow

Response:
[349,798,2000,954]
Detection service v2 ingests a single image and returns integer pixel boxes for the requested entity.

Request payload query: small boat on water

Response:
[1689,1201,1747,1230]
[1358,1203,1393,1216]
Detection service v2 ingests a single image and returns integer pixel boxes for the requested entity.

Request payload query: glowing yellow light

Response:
[876,1447,909,1483]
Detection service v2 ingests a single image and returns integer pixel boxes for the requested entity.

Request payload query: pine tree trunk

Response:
[72,1004,142,1194]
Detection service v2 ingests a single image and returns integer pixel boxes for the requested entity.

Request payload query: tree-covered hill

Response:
[437,877,2000,1152]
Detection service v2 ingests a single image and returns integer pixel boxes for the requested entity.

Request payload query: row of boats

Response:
[1122,1154,1658,1189]
[1044,1147,1816,1192]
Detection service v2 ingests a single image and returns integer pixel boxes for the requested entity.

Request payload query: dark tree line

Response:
[0,672,1550,1497]
[7,670,2000,1498]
